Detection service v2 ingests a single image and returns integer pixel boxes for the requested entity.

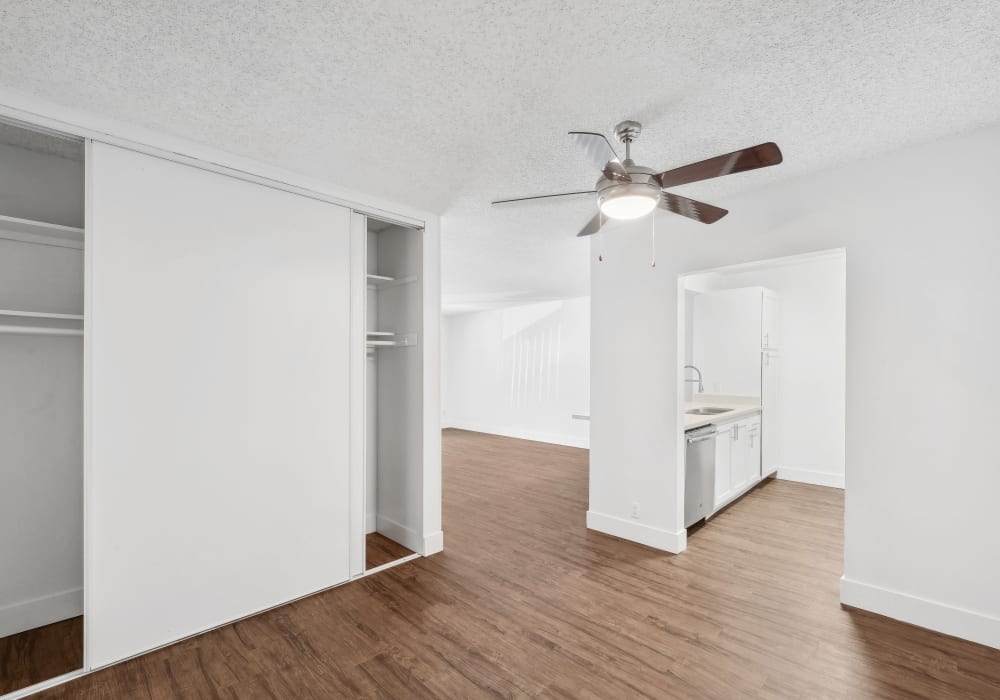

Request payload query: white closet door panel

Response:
[88,143,352,667]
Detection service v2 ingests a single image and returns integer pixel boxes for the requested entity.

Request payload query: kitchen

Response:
[680,249,847,528]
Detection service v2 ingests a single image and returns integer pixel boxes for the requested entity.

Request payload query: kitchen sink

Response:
[686,407,732,416]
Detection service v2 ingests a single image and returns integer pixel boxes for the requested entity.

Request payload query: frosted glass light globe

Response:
[599,193,658,220]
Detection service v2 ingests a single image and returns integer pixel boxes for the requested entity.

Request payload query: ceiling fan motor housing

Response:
[596,163,661,219]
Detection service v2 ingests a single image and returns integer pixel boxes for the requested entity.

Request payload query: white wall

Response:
[682,290,697,401]
[443,297,590,448]
[689,287,764,397]
[590,123,1000,649]
[686,252,847,486]
[87,143,353,667]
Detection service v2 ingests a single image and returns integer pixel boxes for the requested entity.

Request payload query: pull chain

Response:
[597,212,605,262]
[650,214,656,267]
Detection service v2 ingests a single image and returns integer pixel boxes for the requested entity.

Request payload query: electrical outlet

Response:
[631,501,640,519]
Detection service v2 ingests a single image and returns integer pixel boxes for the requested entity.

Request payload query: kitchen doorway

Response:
[678,249,847,531]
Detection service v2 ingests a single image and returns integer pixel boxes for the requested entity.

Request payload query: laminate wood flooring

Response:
[0,616,82,695]
[37,429,1000,698]
[365,532,415,570]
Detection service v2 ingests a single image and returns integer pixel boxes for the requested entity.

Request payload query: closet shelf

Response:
[366,332,417,348]
[0,325,83,336]
[0,310,84,336]
[367,330,394,337]
[0,309,84,321]
[367,273,418,289]
[0,214,84,246]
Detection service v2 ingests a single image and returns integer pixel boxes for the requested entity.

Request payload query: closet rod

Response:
[0,325,83,336]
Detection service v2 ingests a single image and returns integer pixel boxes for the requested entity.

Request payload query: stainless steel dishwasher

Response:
[684,425,716,527]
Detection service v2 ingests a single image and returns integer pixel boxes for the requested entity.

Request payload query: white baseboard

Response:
[375,514,423,555]
[0,587,83,637]
[445,421,589,449]
[841,576,1000,650]
[586,510,687,553]
[423,530,444,556]
[777,466,845,489]
[365,512,376,534]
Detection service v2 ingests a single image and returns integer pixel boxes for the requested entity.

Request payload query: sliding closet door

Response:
[87,143,352,667]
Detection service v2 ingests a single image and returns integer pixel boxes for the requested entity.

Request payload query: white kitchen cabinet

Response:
[712,412,762,513]
[731,422,748,492]
[746,418,761,482]
[714,425,733,503]
[762,289,781,351]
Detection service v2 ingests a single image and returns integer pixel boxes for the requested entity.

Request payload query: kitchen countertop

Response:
[684,394,761,430]
[570,395,761,430]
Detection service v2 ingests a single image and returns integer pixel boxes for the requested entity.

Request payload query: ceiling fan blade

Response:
[659,193,728,224]
[568,132,632,182]
[575,211,605,237]
[656,142,782,189]
[492,190,595,205]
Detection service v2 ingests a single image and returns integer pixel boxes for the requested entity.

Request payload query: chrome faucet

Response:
[684,365,704,393]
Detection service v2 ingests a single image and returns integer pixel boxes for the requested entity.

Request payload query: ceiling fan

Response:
[492,121,783,237]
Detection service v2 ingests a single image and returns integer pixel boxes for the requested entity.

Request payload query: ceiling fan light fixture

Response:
[599,193,658,220]
[597,182,660,220]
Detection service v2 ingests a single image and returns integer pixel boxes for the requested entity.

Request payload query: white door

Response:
[87,143,353,667]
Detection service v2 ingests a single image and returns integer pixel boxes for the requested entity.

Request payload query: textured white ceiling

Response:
[0,2,998,310]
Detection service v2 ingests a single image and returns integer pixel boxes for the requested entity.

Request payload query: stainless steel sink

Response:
[686,407,732,416]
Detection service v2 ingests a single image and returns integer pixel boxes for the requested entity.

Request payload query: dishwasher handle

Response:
[687,434,716,444]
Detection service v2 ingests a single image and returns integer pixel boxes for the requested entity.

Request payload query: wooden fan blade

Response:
[656,142,782,189]
[492,190,595,205]
[576,211,605,237]
[659,193,728,224]
[568,132,632,182]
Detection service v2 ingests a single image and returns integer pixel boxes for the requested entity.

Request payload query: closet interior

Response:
[364,217,424,571]
[0,121,85,694]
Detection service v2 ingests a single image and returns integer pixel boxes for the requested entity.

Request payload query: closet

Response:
[364,216,424,571]
[0,121,84,695]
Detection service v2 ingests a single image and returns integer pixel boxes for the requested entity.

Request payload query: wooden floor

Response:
[365,532,415,570]
[37,429,1000,698]
[0,616,82,695]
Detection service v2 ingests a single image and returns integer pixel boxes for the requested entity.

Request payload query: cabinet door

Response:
[747,419,762,482]
[762,289,781,350]
[730,422,748,491]
[714,428,732,505]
